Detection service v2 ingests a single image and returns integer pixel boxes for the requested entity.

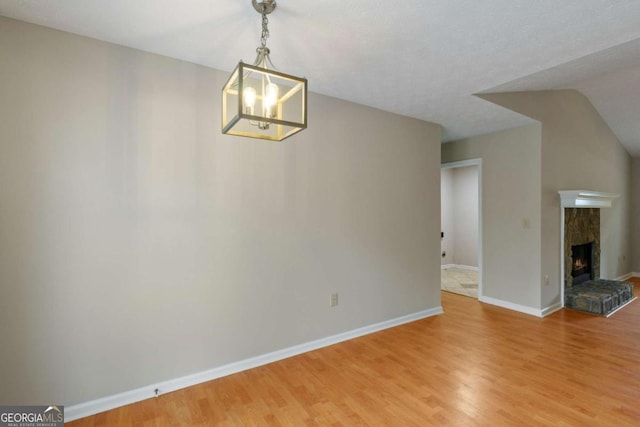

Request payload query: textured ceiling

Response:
[1,0,639,155]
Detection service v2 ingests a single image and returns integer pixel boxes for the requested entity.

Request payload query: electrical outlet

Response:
[330,293,338,307]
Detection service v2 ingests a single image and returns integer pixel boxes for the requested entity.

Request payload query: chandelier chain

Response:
[260,13,270,48]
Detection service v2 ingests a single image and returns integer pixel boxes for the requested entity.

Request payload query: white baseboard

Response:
[65,306,443,422]
[441,264,478,272]
[479,296,544,317]
[541,302,563,317]
[633,272,640,278]
[614,273,633,281]
[605,296,637,317]
[480,298,562,318]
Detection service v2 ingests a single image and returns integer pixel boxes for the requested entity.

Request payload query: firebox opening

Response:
[571,242,593,286]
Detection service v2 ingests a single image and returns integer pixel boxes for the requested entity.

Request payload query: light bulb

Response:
[264,83,279,118]
[243,87,256,114]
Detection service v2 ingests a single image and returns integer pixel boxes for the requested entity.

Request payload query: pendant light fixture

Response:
[222,0,307,141]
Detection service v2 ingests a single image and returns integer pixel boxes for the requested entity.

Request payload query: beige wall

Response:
[440,166,479,268]
[440,168,454,265]
[0,17,442,406]
[442,125,543,309]
[633,158,640,272]
[452,166,479,268]
[479,91,632,308]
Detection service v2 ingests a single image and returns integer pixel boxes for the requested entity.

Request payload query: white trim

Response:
[633,272,640,278]
[65,307,443,422]
[560,206,565,307]
[441,158,483,301]
[558,190,619,208]
[614,273,633,281]
[477,160,483,301]
[454,264,478,272]
[440,159,480,170]
[605,297,637,317]
[541,303,563,317]
[441,264,478,272]
[479,296,544,317]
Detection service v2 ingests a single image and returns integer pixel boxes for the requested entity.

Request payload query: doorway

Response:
[441,159,482,299]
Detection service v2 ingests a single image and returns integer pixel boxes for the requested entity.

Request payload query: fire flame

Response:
[573,259,588,271]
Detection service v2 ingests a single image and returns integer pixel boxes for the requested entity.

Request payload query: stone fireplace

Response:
[559,191,618,301]
[564,208,600,289]
[558,191,631,315]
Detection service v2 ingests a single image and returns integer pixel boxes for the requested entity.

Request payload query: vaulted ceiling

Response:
[1,0,639,155]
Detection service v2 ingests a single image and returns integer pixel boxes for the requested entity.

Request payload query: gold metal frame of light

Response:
[221,0,308,141]
[222,62,307,141]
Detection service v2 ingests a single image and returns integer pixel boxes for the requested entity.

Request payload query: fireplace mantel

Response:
[558,190,619,208]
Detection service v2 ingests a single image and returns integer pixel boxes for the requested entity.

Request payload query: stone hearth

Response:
[565,279,634,316]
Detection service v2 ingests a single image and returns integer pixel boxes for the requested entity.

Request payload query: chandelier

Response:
[222,0,307,141]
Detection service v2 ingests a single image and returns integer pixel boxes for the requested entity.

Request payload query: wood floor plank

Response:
[68,279,640,426]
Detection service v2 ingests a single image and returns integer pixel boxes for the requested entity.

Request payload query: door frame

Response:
[440,158,483,299]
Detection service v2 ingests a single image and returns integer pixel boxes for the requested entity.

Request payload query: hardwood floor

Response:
[69,278,640,426]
